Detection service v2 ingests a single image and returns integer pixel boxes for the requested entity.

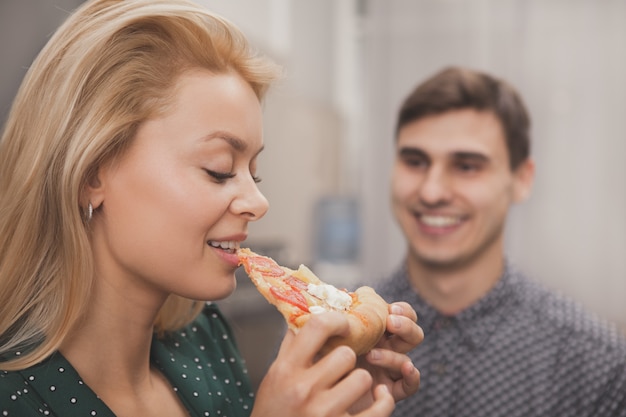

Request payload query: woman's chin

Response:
[200,277,238,301]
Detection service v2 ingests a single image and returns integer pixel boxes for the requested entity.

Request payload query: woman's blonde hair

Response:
[0,0,280,370]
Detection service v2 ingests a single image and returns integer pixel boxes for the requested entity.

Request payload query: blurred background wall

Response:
[195,0,626,331]
[2,0,625,388]
[358,0,626,330]
[360,0,626,326]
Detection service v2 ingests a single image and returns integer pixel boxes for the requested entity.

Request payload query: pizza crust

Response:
[238,248,389,356]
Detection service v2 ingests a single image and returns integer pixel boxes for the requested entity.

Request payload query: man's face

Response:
[391,108,533,270]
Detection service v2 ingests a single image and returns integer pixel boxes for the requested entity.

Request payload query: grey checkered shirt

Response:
[375,260,626,417]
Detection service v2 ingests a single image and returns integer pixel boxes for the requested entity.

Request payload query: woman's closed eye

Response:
[204,168,263,185]
[204,169,236,183]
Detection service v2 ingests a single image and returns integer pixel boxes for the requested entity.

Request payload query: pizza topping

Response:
[306,283,353,311]
[285,276,309,291]
[308,305,327,315]
[269,286,309,312]
[243,255,285,277]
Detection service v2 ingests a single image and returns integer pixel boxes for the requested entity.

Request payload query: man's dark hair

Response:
[396,66,531,170]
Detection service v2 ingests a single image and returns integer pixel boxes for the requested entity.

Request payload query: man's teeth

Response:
[420,215,461,227]
[208,241,240,252]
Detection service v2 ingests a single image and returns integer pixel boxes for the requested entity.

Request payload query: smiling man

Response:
[376,67,626,417]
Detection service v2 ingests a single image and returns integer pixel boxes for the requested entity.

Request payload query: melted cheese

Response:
[308,305,326,314]
[306,283,352,310]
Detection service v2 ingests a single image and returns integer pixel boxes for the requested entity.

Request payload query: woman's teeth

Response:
[208,240,239,253]
[420,215,461,227]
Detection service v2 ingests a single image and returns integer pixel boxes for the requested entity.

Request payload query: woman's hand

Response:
[353,302,423,410]
[252,312,395,417]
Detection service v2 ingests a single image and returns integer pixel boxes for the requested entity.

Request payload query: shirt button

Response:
[434,317,453,330]
[431,362,447,375]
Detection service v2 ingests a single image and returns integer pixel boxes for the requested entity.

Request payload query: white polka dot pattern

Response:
[0,303,255,416]
[376,261,626,417]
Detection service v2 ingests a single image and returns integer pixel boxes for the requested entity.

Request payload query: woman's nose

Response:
[232,177,269,221]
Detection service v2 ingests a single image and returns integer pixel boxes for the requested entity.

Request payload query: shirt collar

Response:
[17,352,115,416]
[393,259,523,349]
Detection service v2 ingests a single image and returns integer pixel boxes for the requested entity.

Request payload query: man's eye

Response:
[403,156,427,168]
[205,169,236,183]
[456,162,481,172]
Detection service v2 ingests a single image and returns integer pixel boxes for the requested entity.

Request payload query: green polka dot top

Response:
[0,303,255,416]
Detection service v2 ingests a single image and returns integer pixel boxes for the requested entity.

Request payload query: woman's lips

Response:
[207,240,241,266]
[207,240,240,252]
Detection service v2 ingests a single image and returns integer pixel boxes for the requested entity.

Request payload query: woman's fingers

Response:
[254,309,404,417]
[364,348,421,400]
[352,384,395,417]
[380,303,424,354]
[275,311,350,365]
[390,302,417,322]
[397,359,421,398]
[312,345,358,388]
[318,367,374,414]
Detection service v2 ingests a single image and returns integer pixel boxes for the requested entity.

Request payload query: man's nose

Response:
[418,167,453,207]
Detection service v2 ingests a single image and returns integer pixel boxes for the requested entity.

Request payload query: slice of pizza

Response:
[237,247,389,356]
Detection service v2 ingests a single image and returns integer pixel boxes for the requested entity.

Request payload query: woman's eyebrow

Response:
[201,130,265,157]
[201,130,247,151]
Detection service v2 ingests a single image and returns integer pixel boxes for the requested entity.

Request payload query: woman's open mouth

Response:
[207,240,240,254]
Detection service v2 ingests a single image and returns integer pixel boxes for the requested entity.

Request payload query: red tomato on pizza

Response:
[238,248,389,356]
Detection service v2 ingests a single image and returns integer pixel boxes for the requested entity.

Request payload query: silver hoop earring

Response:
[86,202,93,222]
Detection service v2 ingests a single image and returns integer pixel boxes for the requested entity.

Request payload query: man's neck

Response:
[406,251,505,316]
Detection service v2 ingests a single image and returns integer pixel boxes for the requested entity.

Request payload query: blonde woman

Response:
[0,0,423,415]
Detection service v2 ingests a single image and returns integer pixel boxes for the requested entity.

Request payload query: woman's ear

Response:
[512,158,535,203]
[81,167,106,211]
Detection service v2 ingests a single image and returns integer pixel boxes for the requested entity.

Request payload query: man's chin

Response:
[412,251,472,271]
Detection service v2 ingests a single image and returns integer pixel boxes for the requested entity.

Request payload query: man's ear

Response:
[512,158,535,203]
